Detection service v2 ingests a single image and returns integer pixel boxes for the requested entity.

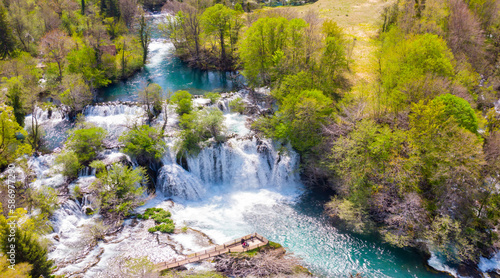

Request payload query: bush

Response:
[142,207,175,233]
[0,222,55,278]
[432,93,478,134]
[91,162,147,219]
[229,97,246,113]
[148,221,175,233]
[176,107,226,154]
[118,125,166,166]
[54,150,82,179]
[206,92,221,104]
[171,90,193,115]
[141,208,172,223]
[66,126,108,165]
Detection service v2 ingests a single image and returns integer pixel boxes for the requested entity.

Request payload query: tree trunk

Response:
[219,30,225,65]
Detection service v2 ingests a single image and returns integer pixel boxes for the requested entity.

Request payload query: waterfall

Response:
[157,137,300,200]
[25,106,71,150]
[83,103,146,138]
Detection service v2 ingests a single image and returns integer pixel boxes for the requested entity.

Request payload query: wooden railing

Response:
[155,232,269,271]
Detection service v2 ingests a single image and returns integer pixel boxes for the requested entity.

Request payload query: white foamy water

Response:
[224,112,250,136]
[157,137,299,200]
[25,106,71,150]
[479,252,500,273]
[83,104,146,138]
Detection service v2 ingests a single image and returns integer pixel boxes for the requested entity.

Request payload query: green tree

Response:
[206,92,221,104]
[91,162,147,219]
[0,3,15,59]
[119,125,166,166]
[138,9,151,64]
[66,44,111,89]
[256,86,333,153]
[201,4,235,65]
[239,17,289,86]
[0,211,54,278]
[170,90,193,115]
[0,255,32,278]
[3,76,26,127]
[177,107,226,154]
[139,83,163,125]
[229,97,245,113]
[432,93,478,134]
[54,150,82,179]
[60,73,93,118]
[380,31,455,113]
[0,105,31,169]
[66,126,108,165]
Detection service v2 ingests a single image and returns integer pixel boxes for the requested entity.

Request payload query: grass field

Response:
[269,0,394,108]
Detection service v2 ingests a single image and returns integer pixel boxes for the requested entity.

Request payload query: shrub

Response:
[171,90,193,115]
[229,97,246,113]
[176,107,226,154]
[66,126,107,165]
[91,163,147,219]
[54,150,82,179]
[432,93,478,134]
[118,125,166,166]
[148,222,175,233]
[206,92,221,104]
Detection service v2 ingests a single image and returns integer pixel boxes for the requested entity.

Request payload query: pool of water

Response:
[98,13,243,102]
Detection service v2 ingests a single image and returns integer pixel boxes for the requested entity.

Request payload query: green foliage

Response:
[0,2,15,59]
[206,92,221,104]
[424,215,475,263]
[92,163,147,218]
[201,4,238,64]
[432,93,478,134]
[66,45,111,89]
[228,97,245,113]
[60,73,93,115]
[66,126,108,165]
[148,221,175,233]
[330,120,413,200]
[3,76,26,126]
[119,125,166,166]
[177,107,226,155]
[171,90,193,115]
[0,214,54,278]
[54,150,82,179]
[139,83,163,124]
[239,17,290,86]
[73,185,83,199]
[0,105,31,169]
[256,81,333,153]
[380,30,455,112]
[142,207,175,233]
[0,255,32,278]
[408,100,484,185]
[141,207,172,222]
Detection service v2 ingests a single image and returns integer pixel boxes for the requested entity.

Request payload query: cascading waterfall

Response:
[83,103,146,138]
[25,106,71,150]
[157,137,300,200]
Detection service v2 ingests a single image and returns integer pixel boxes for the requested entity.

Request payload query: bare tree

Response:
[163,0,210,60]
[40,29,73,81]
[448,0,486,71]
[119,0,138,28]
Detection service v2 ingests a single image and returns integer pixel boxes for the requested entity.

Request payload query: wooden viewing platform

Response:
[155,233,269,271]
